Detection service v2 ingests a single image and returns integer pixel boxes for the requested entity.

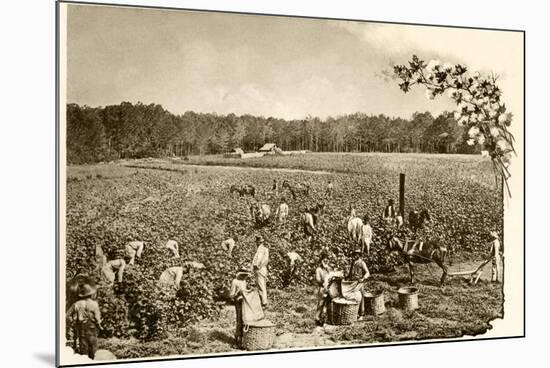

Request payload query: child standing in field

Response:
[229,268,251,348]
[66,283,103,359]
[488,231,503,283]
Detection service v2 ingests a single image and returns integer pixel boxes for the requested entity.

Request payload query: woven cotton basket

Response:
[242,320,276,351]
[329,298,359,325]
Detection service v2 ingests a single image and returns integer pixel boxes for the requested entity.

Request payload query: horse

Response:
[282,180,311,199]
[346,205,363,241]
[250,202,271,226]
[302,203,325,241]
[409,209,431,233]
[386,234,448,285]
[230,184,256,198]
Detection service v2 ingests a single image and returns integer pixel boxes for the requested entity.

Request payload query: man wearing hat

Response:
[252,234,269,307]
[488,231,503,283]
[66,283,103,359]
[229,267,251,348]
[347,249,371,318]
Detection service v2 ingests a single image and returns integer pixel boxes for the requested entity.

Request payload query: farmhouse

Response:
[258,143,277,153]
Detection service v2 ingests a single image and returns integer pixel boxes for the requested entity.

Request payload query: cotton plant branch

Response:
[393,55,515,197]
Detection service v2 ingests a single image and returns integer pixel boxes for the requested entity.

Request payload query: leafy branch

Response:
[393,55,515,197]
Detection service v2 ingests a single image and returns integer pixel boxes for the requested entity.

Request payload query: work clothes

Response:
[276,203,289,222]
[158,266,184,288]
[221,238,236,255]
[315,265,331,322]
[252,244,269,305]
[102,259,126,285]
[382,205,396,222]
[165,239,180,258]
[229,278,248,347]
[125,241,144,265]
[490,238,502,282]
[67,298,102,359]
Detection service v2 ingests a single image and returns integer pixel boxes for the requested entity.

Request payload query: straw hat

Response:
[78,283,98,298]
[490,231,499,239]
[353,249,362,255]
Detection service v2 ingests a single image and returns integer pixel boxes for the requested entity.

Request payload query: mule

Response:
[230,184,256,197]
[386,234,448,285]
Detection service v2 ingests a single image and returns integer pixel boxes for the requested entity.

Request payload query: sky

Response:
[65,4,523,120]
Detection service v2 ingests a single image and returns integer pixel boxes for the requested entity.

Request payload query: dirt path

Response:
[123,161,332,175]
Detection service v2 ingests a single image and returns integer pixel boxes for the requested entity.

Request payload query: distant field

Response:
[173,152,498,190]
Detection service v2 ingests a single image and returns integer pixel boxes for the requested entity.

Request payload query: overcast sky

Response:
[65,4,523,120]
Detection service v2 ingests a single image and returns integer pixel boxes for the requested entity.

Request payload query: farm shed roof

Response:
[231,148,244,154]
[259,143,277,151]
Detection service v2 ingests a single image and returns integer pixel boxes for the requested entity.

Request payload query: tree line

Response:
[66,102,480,164]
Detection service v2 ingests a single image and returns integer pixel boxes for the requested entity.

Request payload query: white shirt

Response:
[276,203,289,218]
[252,245,269,274]
[287,251,302,266]
[362,223,373,240]
[221,238,236,253]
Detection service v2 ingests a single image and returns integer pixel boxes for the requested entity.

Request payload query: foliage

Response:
[66,102,483,164]
[393,55,515,195]
[66,155,502,338]
[96,287,130,338]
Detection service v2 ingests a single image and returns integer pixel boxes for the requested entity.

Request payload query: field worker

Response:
[360,216,373,255]
[347,249,370,318]
[102,258,126,286]
[158,265,186,288]
[125,241,144,265]
[66,283,103,359]
[221,237,237,256]
[303,207,317,242]
[488,231,503,283]
[229,267,251,348]
[284,250,303,288]
[165,239,180,258]
[382,199,396,223]
[395,211,404,229]
[315,253,332,326]
[275,197,289,223]
[325,180,334,198]
[252,235,269,307]
[272,179,279,197]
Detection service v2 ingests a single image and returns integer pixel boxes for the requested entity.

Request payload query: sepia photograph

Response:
[56,1,524,366]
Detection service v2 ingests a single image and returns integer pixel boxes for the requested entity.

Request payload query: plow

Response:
[447,258,492,285]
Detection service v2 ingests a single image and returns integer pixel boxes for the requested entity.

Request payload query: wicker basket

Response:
[398,287,419,311]
[329,298,359,325]
[363,291,386,315]
[242,319,276,351]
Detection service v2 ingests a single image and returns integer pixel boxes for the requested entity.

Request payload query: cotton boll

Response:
[490,127,500,137]
[497,139,508,151]
[468,126,480,137]
[467,139,475,146]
